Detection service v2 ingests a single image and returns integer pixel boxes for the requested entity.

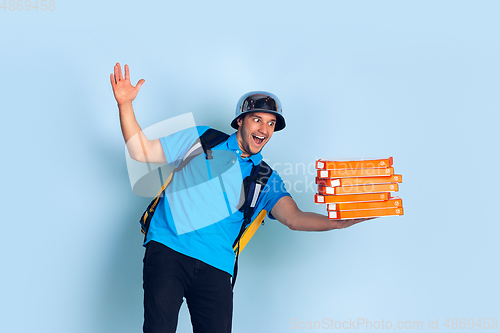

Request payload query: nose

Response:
[258,122,269,136]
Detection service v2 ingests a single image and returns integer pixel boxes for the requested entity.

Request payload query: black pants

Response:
[143,241,233,333]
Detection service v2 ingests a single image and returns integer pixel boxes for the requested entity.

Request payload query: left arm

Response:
[271,196,373,231]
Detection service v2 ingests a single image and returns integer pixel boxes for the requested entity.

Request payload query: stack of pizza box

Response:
[314,157,404,219]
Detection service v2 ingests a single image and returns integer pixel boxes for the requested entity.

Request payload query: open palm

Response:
[110,63,145,105]
[336,217,376,229]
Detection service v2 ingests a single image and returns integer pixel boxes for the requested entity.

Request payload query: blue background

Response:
[1,0,499,332]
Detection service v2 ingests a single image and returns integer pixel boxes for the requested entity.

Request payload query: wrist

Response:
[334,220,342,229]
[118,101,133,108]
[118,102,135,115]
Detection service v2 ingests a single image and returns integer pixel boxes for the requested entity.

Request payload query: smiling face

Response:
[236,112,277,157]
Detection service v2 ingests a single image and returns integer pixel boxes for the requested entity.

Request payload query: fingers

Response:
[111,62,143,94]
[113,63,120,84]
[113,62,124,82]
[337,217,376,229]
[135,79,145,91]
[349,218,371,224]
[118,63,124,80]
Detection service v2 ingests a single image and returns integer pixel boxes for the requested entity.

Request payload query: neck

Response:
[236,130,251,157]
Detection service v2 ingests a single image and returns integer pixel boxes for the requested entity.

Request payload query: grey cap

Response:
[231,91,285,131]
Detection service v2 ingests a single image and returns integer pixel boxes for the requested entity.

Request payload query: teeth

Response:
[254,135,265,139]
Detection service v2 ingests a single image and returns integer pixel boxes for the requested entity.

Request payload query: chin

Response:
[250,143,265,155]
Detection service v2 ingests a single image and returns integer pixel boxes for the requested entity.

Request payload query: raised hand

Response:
[110,63,145,106]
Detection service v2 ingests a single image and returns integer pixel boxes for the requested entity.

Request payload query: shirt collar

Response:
[227,132,263,165]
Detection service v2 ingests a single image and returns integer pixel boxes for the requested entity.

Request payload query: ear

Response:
[236,116,244,128]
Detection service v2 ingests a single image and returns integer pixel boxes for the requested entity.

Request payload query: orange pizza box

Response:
[316,177,342,187]
[328,207,404,219]
[316,157,393,170]
[318,183,399,195]
[315,192,391,204]
[316,174,402,187]
[327,197,403,211]
[317,167,394,179]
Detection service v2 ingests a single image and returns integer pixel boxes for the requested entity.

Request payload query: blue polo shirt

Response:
[145,126,290,275]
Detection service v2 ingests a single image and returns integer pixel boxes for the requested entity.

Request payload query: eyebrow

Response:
[252,115,277,122]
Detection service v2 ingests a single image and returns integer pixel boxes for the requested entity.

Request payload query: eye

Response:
[268,121,275,126]
[253,118,260,122]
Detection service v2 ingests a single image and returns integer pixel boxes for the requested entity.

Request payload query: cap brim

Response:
[231,111,285,131]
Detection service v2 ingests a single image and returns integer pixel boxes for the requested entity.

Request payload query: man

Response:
[110,63,371,333]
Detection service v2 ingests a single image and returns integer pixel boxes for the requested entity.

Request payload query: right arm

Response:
[110,62,167,164]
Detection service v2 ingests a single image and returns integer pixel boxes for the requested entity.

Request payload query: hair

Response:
[236,113,251,129]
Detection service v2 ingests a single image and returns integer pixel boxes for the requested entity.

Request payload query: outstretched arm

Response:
[271,196,373,231]
[110,62,166,163]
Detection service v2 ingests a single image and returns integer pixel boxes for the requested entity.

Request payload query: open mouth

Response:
[252,134,265,145]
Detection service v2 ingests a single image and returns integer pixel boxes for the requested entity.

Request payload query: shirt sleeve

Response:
[159,126,210,166]
[260,170,291,220]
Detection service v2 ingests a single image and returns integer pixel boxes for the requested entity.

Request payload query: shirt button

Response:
[236,150,240,154]
[232,160,235,163]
